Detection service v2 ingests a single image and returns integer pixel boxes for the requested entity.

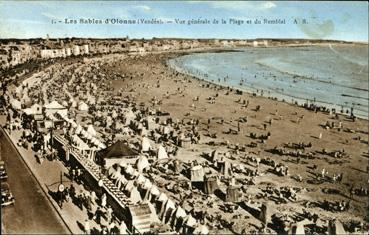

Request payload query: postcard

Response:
[0,1,368,234]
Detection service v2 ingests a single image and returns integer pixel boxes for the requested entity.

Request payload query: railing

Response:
[53,133,142,235]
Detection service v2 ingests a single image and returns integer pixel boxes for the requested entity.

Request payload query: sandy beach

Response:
[102,51,368,231]
[2,47,368,234]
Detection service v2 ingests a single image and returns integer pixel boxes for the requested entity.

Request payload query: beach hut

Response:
[142,178,153,191]
[218,160,233,177]
[136,174,146,185]
[97,140,139,168]
[225,186,240,202]
[127,203,158,234]
[71,100,77,108]
[289,222,305,235]
[204,175,218,194]
[75,125,83,134]
[190,165,205,182]
[124,109,136,125]
[327,219,346,235]
[125,164,135,176]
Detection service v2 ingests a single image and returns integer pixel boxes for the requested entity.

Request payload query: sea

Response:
[168,44,369,119]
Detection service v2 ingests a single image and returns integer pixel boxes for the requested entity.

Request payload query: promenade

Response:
[0,127,68,234]
[1,125,111,234]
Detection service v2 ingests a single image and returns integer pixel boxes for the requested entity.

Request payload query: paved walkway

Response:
[0,127,69,234]
[4,127,112,234]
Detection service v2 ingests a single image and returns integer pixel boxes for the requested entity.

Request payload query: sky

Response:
[0,1,367,42]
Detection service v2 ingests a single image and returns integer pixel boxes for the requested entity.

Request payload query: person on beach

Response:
[101,193,107,208]
[84,219,90,234]
[119,220,127,234]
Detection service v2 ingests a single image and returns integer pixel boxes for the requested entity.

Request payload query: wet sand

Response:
[102,52,369,231]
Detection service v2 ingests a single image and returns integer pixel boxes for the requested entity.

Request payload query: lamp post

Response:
[58,171,65,209]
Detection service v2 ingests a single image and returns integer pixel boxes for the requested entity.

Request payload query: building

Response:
[97,140,139,168]
[73,45,80,56]
[66,48,72,56]
[83,44,89,54]
[128,203,157,234]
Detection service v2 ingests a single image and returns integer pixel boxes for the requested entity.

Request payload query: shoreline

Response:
[165,50,369,121]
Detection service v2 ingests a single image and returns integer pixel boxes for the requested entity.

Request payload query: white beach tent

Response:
[125,180,135,192]
[157,144,168,159]
[72,135,90,150]
[142,178,153,190]
[136,174,146,185]
[75,125,83,134]
[129,187,142,204]
[194,224,209,235]
[149,185,160,197]
[185,214,197,227]
[87,124,97,136]
[24,103,42,116]
[78,101,89,111]
[119,160,128,168]
[136,155,150,172]
[11,99,22,110]
[125,164,134,175]
[289,223,305,235]
[108,166,117,177]
[175,206,187,219]
[44,100,65,109]
[157,192,168,202]
[71,100,77,108]
[141,137,151,152]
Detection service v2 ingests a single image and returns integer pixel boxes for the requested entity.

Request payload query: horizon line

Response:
[0,36,367,44]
